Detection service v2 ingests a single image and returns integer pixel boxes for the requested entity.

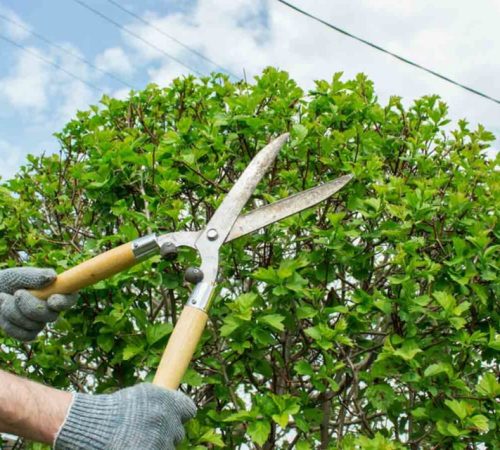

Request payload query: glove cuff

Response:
[54,392,118,450]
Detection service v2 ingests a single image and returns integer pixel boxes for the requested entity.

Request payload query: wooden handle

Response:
[29,243,137,299]
[153,306,208,389]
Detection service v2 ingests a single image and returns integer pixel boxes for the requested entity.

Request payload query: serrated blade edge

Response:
[225,174,353,242]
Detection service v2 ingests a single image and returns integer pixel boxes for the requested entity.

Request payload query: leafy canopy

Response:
[0,68,498,449]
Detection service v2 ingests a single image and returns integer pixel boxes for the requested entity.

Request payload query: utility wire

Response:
[0,33,104,93]
[105,0,238,79]
[277,0,500,105]
[0,12,136,90]
[72,0,204,77]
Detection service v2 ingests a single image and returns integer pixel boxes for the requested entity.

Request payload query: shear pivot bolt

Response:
[207,229,218,241]
[160,241,178,260]
[185,267,204,284]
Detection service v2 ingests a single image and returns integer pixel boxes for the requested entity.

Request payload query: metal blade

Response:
[199,133,289,247]
[225,174,353,242]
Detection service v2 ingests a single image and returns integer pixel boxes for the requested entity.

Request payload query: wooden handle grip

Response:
[153,306,208,389]
[29,243,137,299]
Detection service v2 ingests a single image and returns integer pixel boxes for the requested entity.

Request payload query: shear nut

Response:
[185,267,204,284]
[160,241,178,260]
[207,229,219,241]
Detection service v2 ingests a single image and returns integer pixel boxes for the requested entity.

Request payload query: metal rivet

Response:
[185,267,204,284]
[207,228,218,241]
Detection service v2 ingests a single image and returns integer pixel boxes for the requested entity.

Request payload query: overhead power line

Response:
[72,0,204,77]
[0,33,104,93]
[277,0,500,106]
[105,0,238,79]
[0,12,136,90]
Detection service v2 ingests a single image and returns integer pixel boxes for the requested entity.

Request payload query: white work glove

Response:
[55,383,197,449]
[0,268,77,341]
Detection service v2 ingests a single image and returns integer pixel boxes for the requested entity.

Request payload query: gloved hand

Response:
[0,268,77,341]
[55,383,197,450]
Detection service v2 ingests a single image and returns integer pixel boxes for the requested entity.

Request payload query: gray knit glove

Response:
[55,383,197,450]
[0,268,77,341]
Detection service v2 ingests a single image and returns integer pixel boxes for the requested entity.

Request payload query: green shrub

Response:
[1,68,498,449]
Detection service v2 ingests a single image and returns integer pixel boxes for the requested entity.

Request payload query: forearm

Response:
[0,369,72,444]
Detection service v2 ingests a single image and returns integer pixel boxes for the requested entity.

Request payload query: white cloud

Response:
[48,44,98,123]
[0,50,50,110]
[113,87,132,100]
[148,62,190,85]
[0,40,100,129]
[119,0,499,146]
[122,0,271,80]
[0,139,24,180]
[95,47,134,77]
[0,38,102,180]
[56,79,96,123]
[360,0,419,16]
[0,6,31,41]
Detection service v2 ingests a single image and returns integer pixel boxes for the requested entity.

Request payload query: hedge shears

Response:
[29,133,352,389]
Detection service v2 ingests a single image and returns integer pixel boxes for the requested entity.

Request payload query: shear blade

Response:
[199,133,289,246]
[226,174,353,242]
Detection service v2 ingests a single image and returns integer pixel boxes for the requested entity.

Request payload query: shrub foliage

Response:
[1,69,498,449]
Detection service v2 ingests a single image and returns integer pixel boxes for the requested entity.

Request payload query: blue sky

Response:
[1,0,499,180]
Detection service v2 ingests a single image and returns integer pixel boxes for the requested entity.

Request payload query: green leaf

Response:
[296,304,318,319]
[182,368,203,387]
[393,341,422,361]
[87,178,109,189]
[272,412,290,428]
[411,407,428,419]
[488,327,500,350]
[364,197,381,212]
[253,267,279,284]
[224,410,256,422]
[123,342,144,361]
[296,441,312,450]
[304,325,325,341]
[232,292,258,311]
[277,259,296,279]
[466,415,489,433]
[445,399,469,420]
[294,360,314,376]
[286,272,308,293]
[424,362,453,378]
[366,384,395,410]
[450,317,466,330]
[251,327,275,345]
[452,301,470,316]
[433,291,456,313]
[146,323,173,346]
[220,316,244,337]
[198,430,223,446]
[436,420,468,437]
[355,432,401,448]
[97,334,114,352]
[259,314,285,331]
[388,274,409,285]
[477,373,500,398]
[374,297,392,314]
[292,123,308,142]
[247,420,271,445]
